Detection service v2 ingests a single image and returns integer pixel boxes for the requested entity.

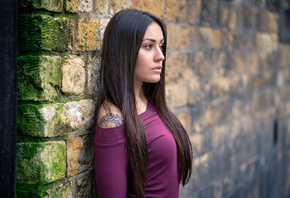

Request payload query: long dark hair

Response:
[95,8,192,197]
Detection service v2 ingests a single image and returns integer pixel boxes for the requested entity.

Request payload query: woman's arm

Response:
[94,104,127,197]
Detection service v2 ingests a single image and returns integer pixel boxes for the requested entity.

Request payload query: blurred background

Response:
[2,0,289,197]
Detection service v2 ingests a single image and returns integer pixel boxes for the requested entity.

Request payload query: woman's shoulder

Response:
[97,101,124,129]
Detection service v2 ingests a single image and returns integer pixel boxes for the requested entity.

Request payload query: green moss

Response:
[18,55,62,102]
[16,142,66,184]
[17,104,45,137]
[18,0,63,13]
[18,14,72,51]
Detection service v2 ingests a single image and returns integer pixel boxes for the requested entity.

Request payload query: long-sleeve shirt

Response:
[94,102,179,197]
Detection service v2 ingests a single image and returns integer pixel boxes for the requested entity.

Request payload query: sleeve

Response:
[94,125,127,198]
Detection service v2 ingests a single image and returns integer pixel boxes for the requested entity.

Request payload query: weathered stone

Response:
[66,0,93,12]
[18,14,72,51]
[166,51,182,83]
[62,99,95,131]
[165,0,186,22]
[99,18,110,46]
[19,0,63,12]
[188,0,201,24]
[67,135,93,177]
[18,55,61,101]
[17,99,95,137]
[86,55,100,96]
[76,174,92,198]
[17,181,72,197]
[243,7,256,30]
[46,182,73,198]
[200,0,217,26]
[16,141,66,184]
[198,27,222,49]
[176,109,191,133]
[135,0,165,19]
[218,2,230,27]
[66,0,78,12]
[62,56,86,95]
[94,0,109,14]
[76,17,100,51]
[111,0,132,14]
[78,0,93,12]
[166,83,188,109]
[17,103,65,137]
[256,33,278,54]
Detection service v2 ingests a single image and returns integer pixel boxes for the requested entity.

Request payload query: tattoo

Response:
[98,113,124,127]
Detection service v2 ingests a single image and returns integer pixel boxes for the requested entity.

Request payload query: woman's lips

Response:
[152,66,162,72]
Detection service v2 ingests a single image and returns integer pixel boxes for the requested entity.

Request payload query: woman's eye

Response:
[159,44,165,51]
[145,44,153,50]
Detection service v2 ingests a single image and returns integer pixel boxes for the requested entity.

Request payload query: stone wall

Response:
[16,0,290,197]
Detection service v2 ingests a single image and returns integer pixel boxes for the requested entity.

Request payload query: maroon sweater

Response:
[94,102,179,197]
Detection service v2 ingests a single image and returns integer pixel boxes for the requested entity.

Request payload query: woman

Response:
[94,9,192,198]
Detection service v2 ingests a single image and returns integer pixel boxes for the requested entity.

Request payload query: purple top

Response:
[94,102,179,198]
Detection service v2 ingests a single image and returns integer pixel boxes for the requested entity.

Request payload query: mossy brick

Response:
[16,181,72,198]
[17,100,95,137]
[17,181,72,198]
[18,0,63,12]
[18,55,61,101]
[17,103,69,137]
[18,14,72,51]
[16,141,66,184]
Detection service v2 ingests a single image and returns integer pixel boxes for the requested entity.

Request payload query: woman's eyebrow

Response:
[143,38,165,42]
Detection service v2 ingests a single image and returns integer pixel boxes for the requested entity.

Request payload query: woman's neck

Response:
[134,82,147,115]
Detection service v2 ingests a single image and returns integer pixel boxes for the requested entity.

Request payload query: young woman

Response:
[94,9,192,198]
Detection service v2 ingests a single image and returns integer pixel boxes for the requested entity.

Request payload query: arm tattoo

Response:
[98,113,124,127]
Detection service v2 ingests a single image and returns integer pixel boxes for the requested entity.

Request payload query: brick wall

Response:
[16,0,290,197]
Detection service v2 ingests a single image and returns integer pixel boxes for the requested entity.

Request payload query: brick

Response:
[198,27,222,49]
[17,99,95,137]
[257,10,277,33]
[195,50,225,77]
[111,0,132,14]
[165,0,186,22]
[66,0,93,12]
[16,141,66,184]
[229,6,243,30]
[76,174,93,198]
[166,83,188,109]
[94,0,109,14]
[189,134,203,156]
[209,77,231,98]
[256,33,278,54]
[17,103,65,137]
[187,0,201,24]
[19,0,63,12]
[18,55,61,101]
[188,78,204,106]
[99,18,110,46]
[217,2,230,27]
[221,30,233,50]
[165,51,182,83]
[142,0,165,19]
[18,14,72,51]
[67,135,93,177]
[200,0,217,26]
[66,0,78,12]
[176,109,191,133]
[16,182,72,197]
[232,31,255,50]
[76,17,100,51]
[86,55,100,96]
[62,56,86,95]
[277,44,290,68]
[243,7,256,30]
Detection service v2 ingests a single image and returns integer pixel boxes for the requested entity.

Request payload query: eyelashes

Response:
[144,43,165,51]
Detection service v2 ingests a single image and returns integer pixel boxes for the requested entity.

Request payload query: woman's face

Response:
[134,22,165,86]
